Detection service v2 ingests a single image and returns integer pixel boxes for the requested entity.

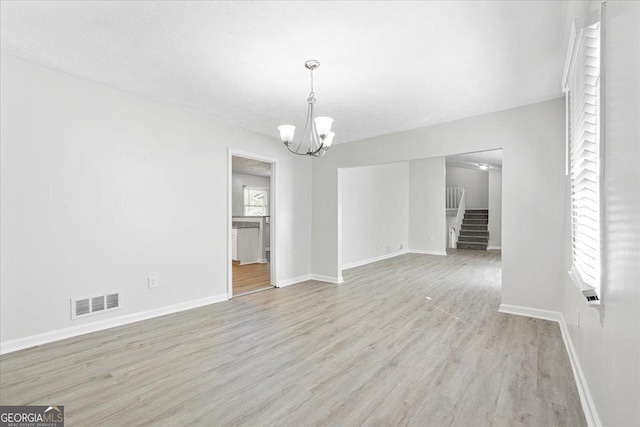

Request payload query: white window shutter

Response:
[564,8,603,303]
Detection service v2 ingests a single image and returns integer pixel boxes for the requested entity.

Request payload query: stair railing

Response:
[446,187,464,209]
[451,189,466,248]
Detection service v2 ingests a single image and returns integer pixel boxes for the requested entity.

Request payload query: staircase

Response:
[458,209,489,250]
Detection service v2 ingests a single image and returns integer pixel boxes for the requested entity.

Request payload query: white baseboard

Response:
[409,250,448,256]
[498,304,601,427]
[276,274,312,288]
[342,250,409,270]
[310,274,344,284]
[557,313,602,427]
[487,246,502,250]
[277,274,344,286]
[239,260,261,265]
[0,293,229,355]
[498,303,562,322]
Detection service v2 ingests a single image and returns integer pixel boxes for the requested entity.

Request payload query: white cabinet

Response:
[231,228,238,261]
[262,223,270,261]
[237,227,259,264]
[231,218,263,264]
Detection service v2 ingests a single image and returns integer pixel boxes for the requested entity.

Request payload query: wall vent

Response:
[92,296,105,312]
[106,293,119,309]
[71,291,121,320]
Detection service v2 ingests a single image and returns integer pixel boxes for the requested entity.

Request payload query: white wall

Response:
[312,97,566,310]
[561,2,640,425]
[0,55,313,344]
[340,163,409,268]
[488,170,502,248]
[409,157,446,255]
[232,172,270,217]
[445,166,488,209]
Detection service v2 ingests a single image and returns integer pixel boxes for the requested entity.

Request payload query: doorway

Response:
[228,151,276,297]
[445,149,503,251]
[336,149,503,280]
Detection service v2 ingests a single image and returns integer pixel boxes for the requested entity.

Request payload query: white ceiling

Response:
[446,149,503,171]
[232,156,271,177]
[1,1,570,144]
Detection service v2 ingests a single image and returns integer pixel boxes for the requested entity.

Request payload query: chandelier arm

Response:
[310,102,320,152]
[311,129,324,154]
[291,133,305,155]
[309,143,325,157]
[289,100,312,155]
[311,109,325,155]
[300,99,314,154]
[286,145,312,156]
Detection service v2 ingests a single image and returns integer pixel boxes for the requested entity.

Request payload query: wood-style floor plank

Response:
[0,250,586,426]
[232,261,272,295]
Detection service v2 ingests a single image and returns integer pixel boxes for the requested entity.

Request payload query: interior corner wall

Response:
[488,170,502,248]
[232,172,270,217]
[409,157,446,254]
[312,97,566,311]
[0,54,313,344]
[340,162,409,268]
[445,166,489,209]
[561,2,640,425]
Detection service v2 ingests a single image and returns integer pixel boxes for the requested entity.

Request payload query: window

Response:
[563,7,603,305]
[243,186,269,216]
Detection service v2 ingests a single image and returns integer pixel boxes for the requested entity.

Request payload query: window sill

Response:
[568,268,604,325]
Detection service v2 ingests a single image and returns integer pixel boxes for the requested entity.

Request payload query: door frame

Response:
[227,149,277,298]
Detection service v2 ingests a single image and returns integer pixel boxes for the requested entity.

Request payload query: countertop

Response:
[232,221,260,229]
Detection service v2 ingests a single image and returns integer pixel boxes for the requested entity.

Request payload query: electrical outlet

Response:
[148,276,158,289]
[399,244,404,250]
[386,245,392,253]
[576,309,580,328]
[286,255,292,263]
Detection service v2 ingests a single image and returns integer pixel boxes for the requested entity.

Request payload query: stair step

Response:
[464,214,488,220]
[463,219,488,225]
[457,242,488,250]
[461,224,487,231]
[458,235,488,243]
[466,209,488,214]
[459,230,489,237]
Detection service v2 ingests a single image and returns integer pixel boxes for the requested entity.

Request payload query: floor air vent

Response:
[71,291,120,319]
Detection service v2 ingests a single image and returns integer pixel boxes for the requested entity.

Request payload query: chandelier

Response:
[277,60,335,157]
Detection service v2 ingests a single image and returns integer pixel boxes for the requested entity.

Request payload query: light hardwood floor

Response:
[232,261,272,295]
[0,250,586,426]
